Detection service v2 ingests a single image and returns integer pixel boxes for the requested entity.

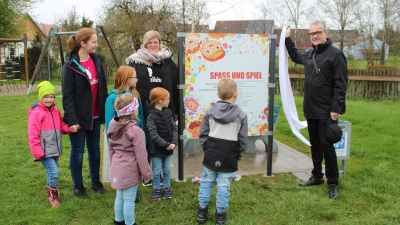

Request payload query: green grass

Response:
[1,92,400,224]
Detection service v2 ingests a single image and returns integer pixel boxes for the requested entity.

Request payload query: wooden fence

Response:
[275,69,400,100]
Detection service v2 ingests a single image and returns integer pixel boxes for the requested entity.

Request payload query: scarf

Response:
[125,44,172,66]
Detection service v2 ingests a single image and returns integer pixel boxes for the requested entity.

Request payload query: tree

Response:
[170,0,211,32]
[81,16,94,28]
[320,0,361,51]
[0,0,42,37]
[99,0,178,62]
[257,0,311,45]
[355,2,379,65]
[55,6,83,60]
[376,0,400,64]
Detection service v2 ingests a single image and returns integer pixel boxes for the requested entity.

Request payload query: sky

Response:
[31,0,257,30]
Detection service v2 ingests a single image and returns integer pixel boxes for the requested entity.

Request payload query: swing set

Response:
[27,26,119,94]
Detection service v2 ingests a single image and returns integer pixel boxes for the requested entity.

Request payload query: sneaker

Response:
[299,176,324,186]
[73,185,88,198]
[91,180,106,194]
[153,189,161,201]
[196,205,208,224]
[163,187,172,200]
[329,184,339,199]
[215,211,228,225]
[142,179,153,187]
[114,219,125,225]
[160,174,164,186]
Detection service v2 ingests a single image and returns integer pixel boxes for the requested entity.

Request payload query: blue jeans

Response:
[152,155,172,190]
[41,157,60,187]
[69,118,101,186]
[198,166,234,213]
[115,185,138,225]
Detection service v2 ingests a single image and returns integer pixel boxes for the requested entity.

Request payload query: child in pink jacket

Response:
[28,81,72,207]
[107,94,152,225]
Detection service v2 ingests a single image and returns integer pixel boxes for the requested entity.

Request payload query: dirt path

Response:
[0,83,62,96]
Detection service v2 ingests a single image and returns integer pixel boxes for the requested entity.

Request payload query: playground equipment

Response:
[0,35,29,91]
[27,26,120,94]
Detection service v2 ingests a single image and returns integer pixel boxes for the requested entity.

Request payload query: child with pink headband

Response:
[107,94,152,225]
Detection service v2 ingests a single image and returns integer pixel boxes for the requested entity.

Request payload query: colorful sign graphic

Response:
[184,33,270,138]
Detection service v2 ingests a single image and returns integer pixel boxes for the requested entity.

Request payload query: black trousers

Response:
[307,118,339,185]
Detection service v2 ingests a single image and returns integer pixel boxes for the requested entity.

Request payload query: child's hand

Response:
[143,179,151,184]
[69,124,80,133]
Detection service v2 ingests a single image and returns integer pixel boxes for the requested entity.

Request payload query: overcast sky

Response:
[31,0,257,30]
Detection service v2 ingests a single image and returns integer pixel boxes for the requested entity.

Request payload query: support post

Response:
[27,33,51,94]
[22,34,29,88]
[99,26,119,67]
[176,32,186,182]
[57,35,64,66]
[265,35,277,177]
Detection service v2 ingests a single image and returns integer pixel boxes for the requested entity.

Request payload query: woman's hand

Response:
[69,124,80,133]
[167,144,176,151]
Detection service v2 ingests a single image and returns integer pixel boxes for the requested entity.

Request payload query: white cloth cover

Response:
[279,27,311,146]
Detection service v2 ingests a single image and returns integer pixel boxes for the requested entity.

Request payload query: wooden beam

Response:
[274,73,400,82]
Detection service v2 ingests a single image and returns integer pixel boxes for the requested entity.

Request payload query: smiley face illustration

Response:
[200,40,226,62]
[185,37,201,55]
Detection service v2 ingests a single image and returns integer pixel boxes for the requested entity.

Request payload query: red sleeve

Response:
[59,111,72,134]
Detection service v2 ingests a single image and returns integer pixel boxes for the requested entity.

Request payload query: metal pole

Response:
[176,32,186,182]
[48,49,50,80]
[265,36,276,177]
[57,36,65,66]
[23,34,29,88]
[99,26,119,67]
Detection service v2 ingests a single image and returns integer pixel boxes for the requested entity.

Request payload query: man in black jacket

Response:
[285,21,348,199]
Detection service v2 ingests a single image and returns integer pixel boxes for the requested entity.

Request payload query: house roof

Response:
[275,29,359,48]
[176,24,209,33]
[38,24,59,37]
[17,14,46,41]
[212,20,275,34]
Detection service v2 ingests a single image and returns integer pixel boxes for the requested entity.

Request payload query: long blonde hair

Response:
[114,66,140,99]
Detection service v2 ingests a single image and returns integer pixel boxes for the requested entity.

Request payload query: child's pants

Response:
[115,185,138,225]
[198,165,234,213]
[41,157,60,187]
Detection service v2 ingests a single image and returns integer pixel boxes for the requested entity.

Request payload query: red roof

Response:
[275,29,358,48]
[37,24,58,36]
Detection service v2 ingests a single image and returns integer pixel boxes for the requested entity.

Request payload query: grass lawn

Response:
[0,91,400,224]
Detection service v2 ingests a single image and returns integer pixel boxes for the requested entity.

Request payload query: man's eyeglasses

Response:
[130,76,138,79]
[309,30,325,37]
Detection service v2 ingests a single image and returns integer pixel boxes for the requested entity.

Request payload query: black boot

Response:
[215,211,228,225]
[114,219,125,225]
[196,205,208,224]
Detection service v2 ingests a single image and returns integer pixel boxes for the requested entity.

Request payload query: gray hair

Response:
[310,20,327,30]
